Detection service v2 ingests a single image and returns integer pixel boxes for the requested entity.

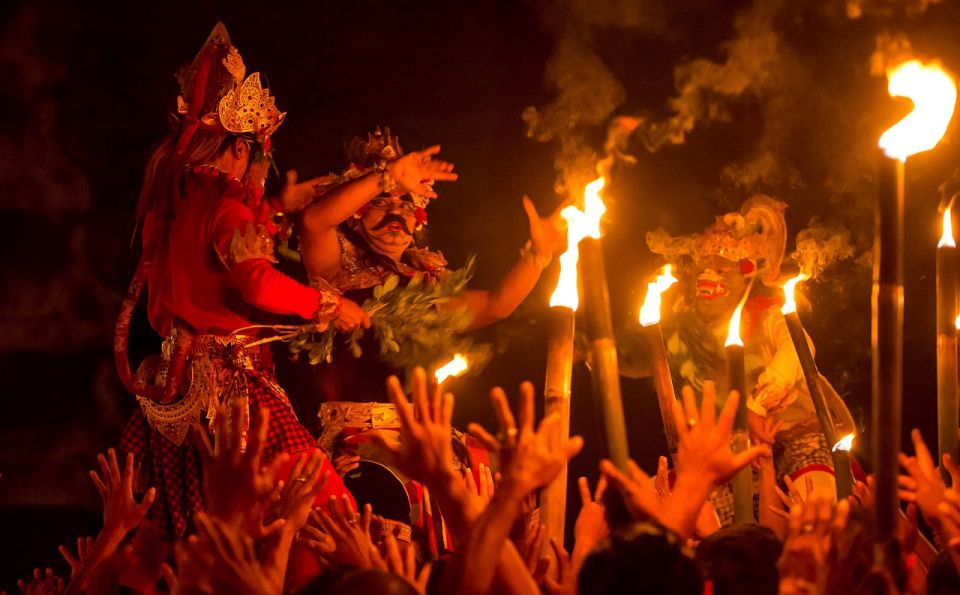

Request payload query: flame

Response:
[879,60,957,162]
[549,177,607,310]
[724,290,750,348]
[435,354,468,384]
[955,313,960,330]
[780,273,809,315]
[639,265,677,326]
[940,205,956,248]
[833,432,855,452]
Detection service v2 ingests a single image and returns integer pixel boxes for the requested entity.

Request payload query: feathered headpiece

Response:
[173,23,285,156]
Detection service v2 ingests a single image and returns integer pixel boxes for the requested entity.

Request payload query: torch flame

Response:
[780,273,810,315]
[639,265,677,327]
[435,353,468,384]
[878,60,957,162]
[549,177,607,310]
[833,432,855,452]
[955,313,960,330]
[724,290,750,348]
[940,205,956,248]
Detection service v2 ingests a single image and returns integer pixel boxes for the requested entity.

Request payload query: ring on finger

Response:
[687,418,698,429]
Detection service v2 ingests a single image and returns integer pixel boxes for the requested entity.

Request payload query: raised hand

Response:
[89,449,156,537]
[523,196,565,263]
[371,368,456,487]
[173,511,282,595]
[599,459,664,525]
[382,533,431,595]
[542,538,576,595]
[464,463,496,511]
[278,170,338,214]
[898,428,947,528]
[270,450,329,532]
[777,497,850,591]
[672,382,769,486]
[386,145,458,198]
[303,497,383,570]
[16,568,64,595]
[195,403,289,532]
[57,537,93,579]
[572,475,609,569]
[333,453,361,477]
[490,382,583,497]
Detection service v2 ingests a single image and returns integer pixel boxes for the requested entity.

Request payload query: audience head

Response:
[695,523,781,595]
[579,522,701,595]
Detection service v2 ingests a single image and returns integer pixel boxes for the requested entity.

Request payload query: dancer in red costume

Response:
[113,23,353,538]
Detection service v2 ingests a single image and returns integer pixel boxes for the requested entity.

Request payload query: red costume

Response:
[114,24,350,537]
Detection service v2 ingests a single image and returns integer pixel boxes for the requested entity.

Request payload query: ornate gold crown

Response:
[175,23,285,145]
[347,127,403,167]
[647,195,787,283]
[338,127,434,209]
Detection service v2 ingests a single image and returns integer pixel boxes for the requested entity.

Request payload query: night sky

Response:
[3,0,960,585]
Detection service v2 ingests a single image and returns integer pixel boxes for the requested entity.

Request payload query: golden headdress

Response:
[647,195,788,284]
[173,23,285,155]
[337,127,434,209]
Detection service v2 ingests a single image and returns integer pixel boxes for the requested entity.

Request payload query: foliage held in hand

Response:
[289,257,477,370]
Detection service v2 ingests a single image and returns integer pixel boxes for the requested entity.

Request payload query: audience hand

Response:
[89,449,155,537]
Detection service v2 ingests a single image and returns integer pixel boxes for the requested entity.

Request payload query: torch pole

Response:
[726,343,755,523]
[642,324,680,455]
[580,237,630,470]
[937,212,958,485]
[782,312,854,498]
[542,306,575,544]
[873,154,904,547]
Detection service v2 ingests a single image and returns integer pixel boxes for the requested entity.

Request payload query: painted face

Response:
[694,255,748,320]
[358,194,418,259]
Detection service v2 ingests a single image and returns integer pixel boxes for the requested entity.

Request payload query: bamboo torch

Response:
[540,200,590,545]
[638,265,680,454]
[725,289,755,523]
[937,203,958,484]
[577,177,631,470]
[781,274,855,498]
[874,59,956,544]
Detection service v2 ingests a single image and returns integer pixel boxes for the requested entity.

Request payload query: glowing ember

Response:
[940,205,956,249]
[879,60,957,162]
[639,265,677,327]
[435,354,468,384]
[833,432,855,452]
[549,177,607,310]
[724,290,750,348]
[780,273,810,316]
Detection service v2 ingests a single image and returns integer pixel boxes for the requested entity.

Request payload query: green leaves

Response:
[286,257,482,370]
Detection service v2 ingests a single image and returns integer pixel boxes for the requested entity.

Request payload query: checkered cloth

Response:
[119,362,316,538]
[710,430,834,528]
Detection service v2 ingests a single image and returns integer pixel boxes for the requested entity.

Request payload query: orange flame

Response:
[435,353,468,384]
[879,60,957,162]
[549,177,607,310]
[780,273,809,315]
[639,265,677,327]
[724,290,750,348]
[940,204,956,249]
[833,432,855,452]
[955,313,960,330]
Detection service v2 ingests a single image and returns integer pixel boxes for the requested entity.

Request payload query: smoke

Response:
[790,221,857,279]
[522,0,668,196]
[637,0,783,153]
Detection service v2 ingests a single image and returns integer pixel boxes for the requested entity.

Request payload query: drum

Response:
[318,401,495,556]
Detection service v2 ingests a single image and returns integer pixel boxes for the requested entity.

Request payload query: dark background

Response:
[2,0,960,587]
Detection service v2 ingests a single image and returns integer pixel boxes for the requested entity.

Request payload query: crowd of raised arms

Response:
[12,373,960,595]
[10,21,960,595]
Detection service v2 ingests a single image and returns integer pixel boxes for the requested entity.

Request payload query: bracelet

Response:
[520,240,552,269]
[379,168,398,194]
